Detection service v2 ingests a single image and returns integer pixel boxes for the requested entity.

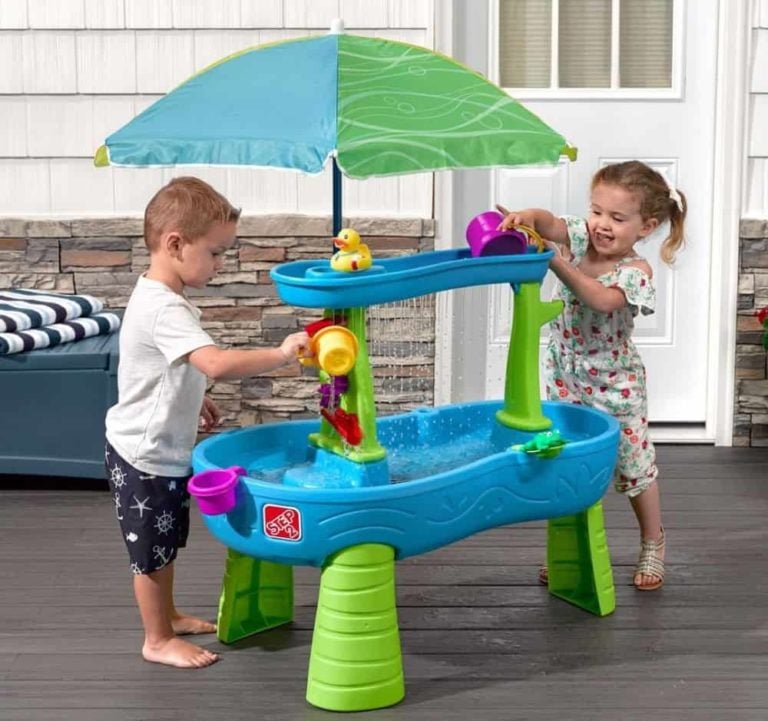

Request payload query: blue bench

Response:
[0,331,119,479]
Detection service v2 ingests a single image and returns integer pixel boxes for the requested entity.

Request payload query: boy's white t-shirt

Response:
[106,276,215,476]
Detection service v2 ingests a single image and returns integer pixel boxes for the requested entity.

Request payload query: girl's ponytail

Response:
[660,189,687,265]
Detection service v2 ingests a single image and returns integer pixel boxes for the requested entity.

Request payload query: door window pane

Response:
[620,0,673,87]
[499,0,675,92]
[559,0,612,88]
[499,0,551,88]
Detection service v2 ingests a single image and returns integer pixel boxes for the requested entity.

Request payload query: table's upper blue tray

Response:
[270,247,552,308]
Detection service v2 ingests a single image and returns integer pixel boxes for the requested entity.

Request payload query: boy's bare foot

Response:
[171,613,217,636]
[143,637,220,668]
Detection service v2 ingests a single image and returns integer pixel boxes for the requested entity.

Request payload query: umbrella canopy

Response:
[94,30,574,179]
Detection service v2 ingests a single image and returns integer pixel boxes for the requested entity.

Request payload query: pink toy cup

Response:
[188,466,245,515]
[465,211,528,257]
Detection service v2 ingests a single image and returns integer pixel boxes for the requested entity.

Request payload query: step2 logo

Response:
[263,504,302,541]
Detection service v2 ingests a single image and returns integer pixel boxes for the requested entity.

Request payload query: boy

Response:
[105,177,309,668]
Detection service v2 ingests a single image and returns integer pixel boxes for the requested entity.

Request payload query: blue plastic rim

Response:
[270,248,552,308]
[191,401,619,566]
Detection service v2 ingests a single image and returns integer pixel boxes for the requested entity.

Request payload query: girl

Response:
[498,160,687,591]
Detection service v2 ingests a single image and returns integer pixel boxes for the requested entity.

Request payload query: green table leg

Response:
[216,548,294,644]
[546,501,615,616]
[306,543,404,712]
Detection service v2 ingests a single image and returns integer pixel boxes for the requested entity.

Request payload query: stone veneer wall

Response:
[0,216,436,430]
[734,219,768,446]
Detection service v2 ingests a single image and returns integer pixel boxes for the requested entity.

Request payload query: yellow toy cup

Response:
[299,325,358,376]
[314,326,358,375]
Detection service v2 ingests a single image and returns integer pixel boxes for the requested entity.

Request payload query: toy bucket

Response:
[188,465,245,515]
[312,326,359,376]
[465,211,528,257]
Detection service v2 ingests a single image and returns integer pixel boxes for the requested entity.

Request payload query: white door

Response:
[480,0,716,425]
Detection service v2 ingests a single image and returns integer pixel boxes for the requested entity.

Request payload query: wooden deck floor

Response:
[1,445,767,721]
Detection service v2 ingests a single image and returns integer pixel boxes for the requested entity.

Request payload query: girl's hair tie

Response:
[662,173,684,213]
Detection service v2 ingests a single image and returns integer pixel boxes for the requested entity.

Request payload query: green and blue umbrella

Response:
[95,27,574,231]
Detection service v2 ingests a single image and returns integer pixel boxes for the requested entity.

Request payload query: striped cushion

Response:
[0,312,121,355]
[0,289,103,332]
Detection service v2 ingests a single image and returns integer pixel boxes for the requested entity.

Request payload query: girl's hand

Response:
[544,240,574,270]
[495,204,537,232]
[280,331,311,364]
[199,395,222,432]
[541,238,571,263]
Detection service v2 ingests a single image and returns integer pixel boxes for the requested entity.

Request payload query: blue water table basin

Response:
[193,400,618,566]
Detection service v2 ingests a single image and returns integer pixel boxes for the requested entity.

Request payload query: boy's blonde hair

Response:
[592,161,687,265]
[144,176,241,251]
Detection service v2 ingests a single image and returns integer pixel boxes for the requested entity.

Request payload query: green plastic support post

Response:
[546,501,615,616]
[496,281,564,431]
[311,306,386,463]
[216,549,294,643]
[306,544,404,712]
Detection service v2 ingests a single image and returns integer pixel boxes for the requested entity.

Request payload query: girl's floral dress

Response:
[544,216,658,497]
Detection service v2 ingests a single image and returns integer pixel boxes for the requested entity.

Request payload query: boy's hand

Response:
[280,331,311,364]
[199,395,222,432]
[495,204,537,232]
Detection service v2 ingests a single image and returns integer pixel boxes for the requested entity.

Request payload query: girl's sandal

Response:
[634,529,665,591]
[538,565,548,585]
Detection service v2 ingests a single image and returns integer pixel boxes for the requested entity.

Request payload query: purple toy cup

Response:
[188,466,245,515]
[319,374,350,409]
[465,210,528,257]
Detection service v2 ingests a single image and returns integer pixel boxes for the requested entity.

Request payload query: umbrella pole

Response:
[332,156,342,240]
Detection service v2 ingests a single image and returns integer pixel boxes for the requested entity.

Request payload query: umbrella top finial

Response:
[329,18,345,34]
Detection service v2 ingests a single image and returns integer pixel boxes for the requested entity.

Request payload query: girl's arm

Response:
[548,255,628,313]
[496,205,570,247]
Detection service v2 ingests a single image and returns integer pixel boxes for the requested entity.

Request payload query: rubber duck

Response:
[331,228,372,272]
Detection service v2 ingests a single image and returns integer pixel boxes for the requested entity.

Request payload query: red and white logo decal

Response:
[263,504,302,542]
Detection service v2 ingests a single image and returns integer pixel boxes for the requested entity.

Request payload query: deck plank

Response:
[1,445,767,720]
